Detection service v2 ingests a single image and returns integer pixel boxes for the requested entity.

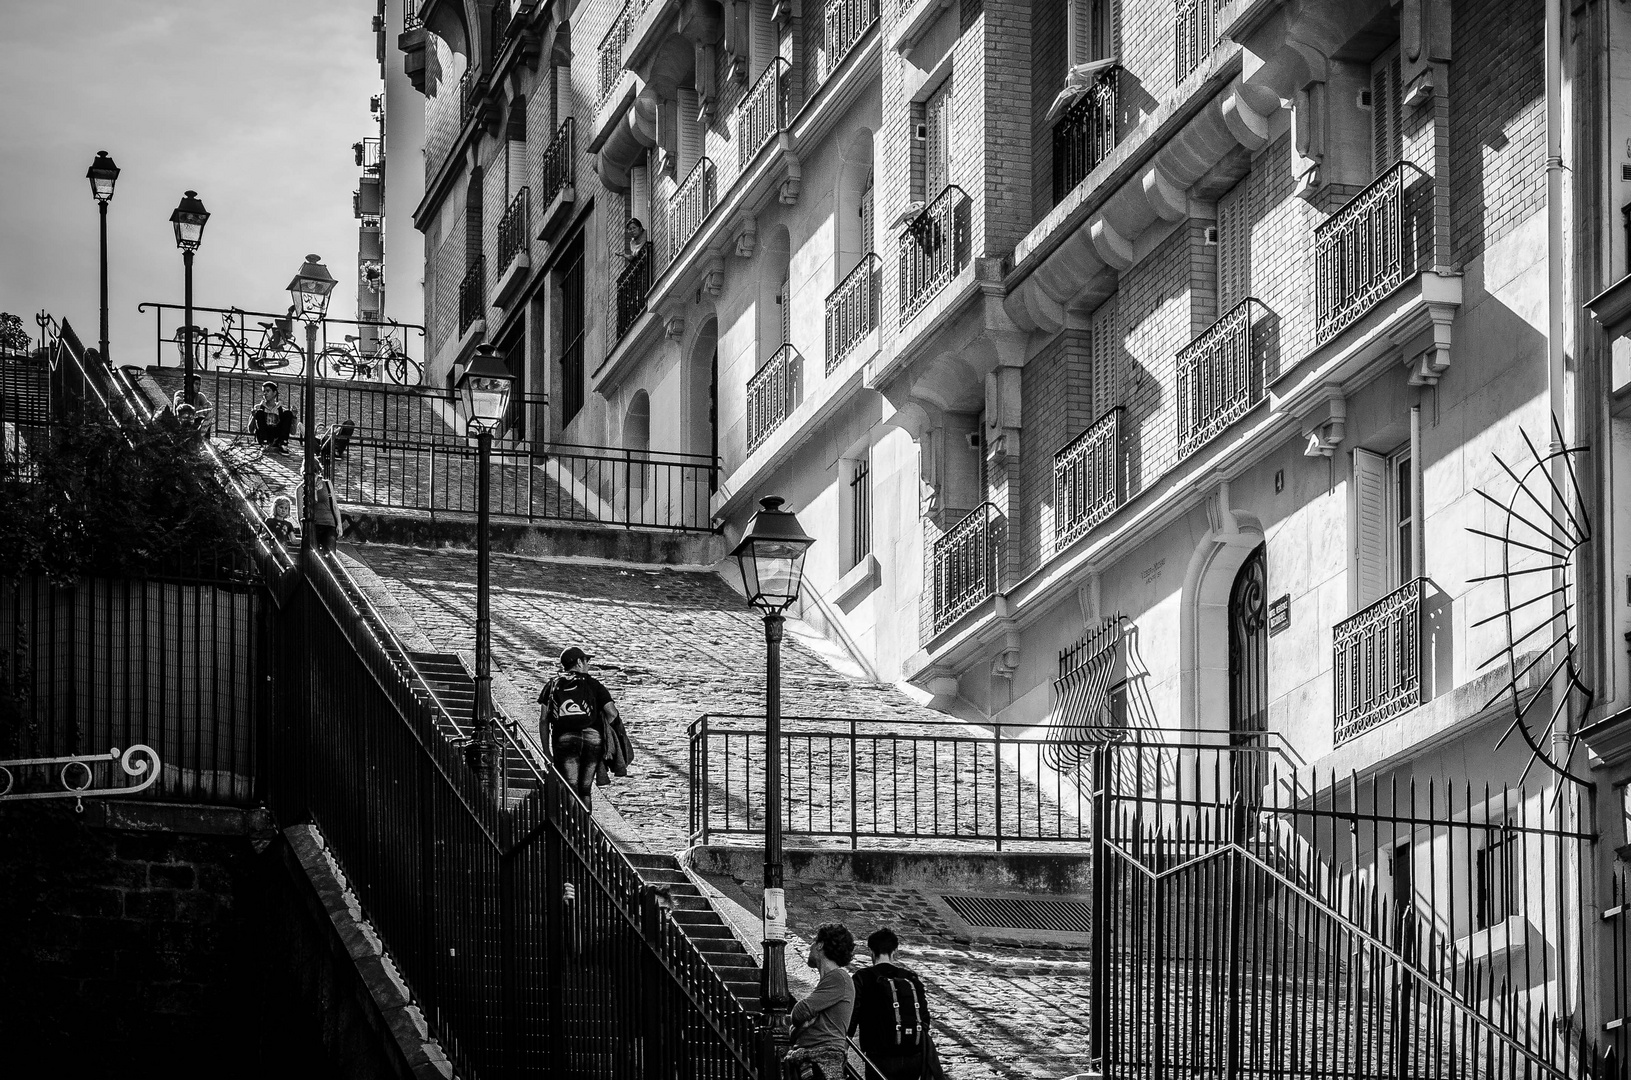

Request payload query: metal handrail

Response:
[1175,296,1262,460]
[822,0,878,82]
[824,253,880,373]
[1052,65,1119,204]
[615,242,652,340]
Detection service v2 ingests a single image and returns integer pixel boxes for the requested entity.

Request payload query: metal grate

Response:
[942,895,1093,934]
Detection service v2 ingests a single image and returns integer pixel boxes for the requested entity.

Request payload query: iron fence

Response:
[671,157,718,260]
[285,549,762,1079]
[823,0,877,81]
[1176,297,1262,460]
[746,345,800,453]
[460,257,487,335]
[138,301,427,382]
[597,0,644,106]
[1333,577,1424,744]
[1053,406,1122,550]
[1174,0,1224,83]
[1052,67,1119,205]
[824,254,880,374]
[499,187,530,273]
[739,57,789,170]
[540,117,575,206]
[898,185,971,326]
[1315,160,1429,342]
[616,242,653,341]
[931,501,1004,635]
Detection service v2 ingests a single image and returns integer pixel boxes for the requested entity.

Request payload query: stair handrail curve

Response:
[1103,836,1586,1080]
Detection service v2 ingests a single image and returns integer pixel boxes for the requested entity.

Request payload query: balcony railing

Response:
[491,0,511,42]
[458,257,485,335]
[823,0,877,79]
[1174,0,1223,83]
[898,185,971,326]
[1176,297,1261,460]
[498,187,529,273]
[824,253,880,373]
[932,503,1005,635]
[746,344,801,453]
[1052,66,1118,204]
[738,57,790,170]
[616,242,652,341]
[597,0,645,107]
[403,0,421,31]
[1333,578,1423,745]
[540,117,575,205]
[1315,160,1428,342]
[670,157,718,259]
[1053,406,1122,549]
[355,137,383,172]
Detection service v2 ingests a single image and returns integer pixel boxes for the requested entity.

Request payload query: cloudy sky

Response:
[0,0,382,361]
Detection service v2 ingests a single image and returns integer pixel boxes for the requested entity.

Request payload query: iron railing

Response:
[1174,0,1224,83]
[1052,66,1118,204]
[670,157,718,259]
[597,0,644,106]
[540,117,575,206]
[931,502,1004,634]
[898,185,971,326]
[356,137,383,172]
[1315,160,1428,341]
[402,0,421,30]
[615,242,652,341]
[1053,406,1122,549]
[1609,871,1631,1069]
[1176,297,1262,459]
[823,0,877,80]
[498,187,530,273]
[491,0,511,42]
[459,70,480,126]
[738,57,789,170]
[1333,577,1423,744]
[459,257,486,335]
[824,254,880,373]
[746,344,800,453]
[138,301,427,381]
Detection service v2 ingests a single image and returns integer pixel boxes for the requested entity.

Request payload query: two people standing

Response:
[538,646,632,808]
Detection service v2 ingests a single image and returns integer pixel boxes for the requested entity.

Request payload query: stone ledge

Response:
[690,845,1094,892]
[342,510,726,565]
[84,800,276,837]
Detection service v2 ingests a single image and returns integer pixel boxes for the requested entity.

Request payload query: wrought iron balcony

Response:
[746,344,801,453]
[824,253,880,373]
[355,137,383,172]
[1053,406,1123,549]
[1174,0,1223,83]
[823,0,877,80]
[498,187,529,273]
[491,0,511,42]
[615,242,652,341]
[898,185,970,326]
[597,0,645,107]
[1176,297,1262,460]
[458,257,485,335]
[1315,160,1429,342]
[459,71,481,126]
[932,503,1006,635]
[540,117,575,206]
[738,58,789,170]
[1333,578,1424,745]
[1052,66,1118,205]
[669,157,717,259]
[403,0,421,30]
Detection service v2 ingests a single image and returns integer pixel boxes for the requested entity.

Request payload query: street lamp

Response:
[286,254,337,550]
[456,344,515,798]
[728,496,815,1070]
[169,190,209,405]
[86,151,120,364]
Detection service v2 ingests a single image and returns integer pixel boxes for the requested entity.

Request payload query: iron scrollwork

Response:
[0,745,162,809]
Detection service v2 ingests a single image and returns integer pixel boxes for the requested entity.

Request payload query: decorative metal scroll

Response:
[0,745,162,809]
[1468,416,1594,786]
[1047,617,1125,772]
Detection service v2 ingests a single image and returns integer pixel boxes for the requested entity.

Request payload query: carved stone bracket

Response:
[703,255,725,297]
[1301,385,1347,458]
[734,215,758,258]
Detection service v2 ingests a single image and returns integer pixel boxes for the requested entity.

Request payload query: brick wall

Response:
[1234,137,1317,382]
[981,0,1031,255]
[1116,225,1189,490]
[1030,1,1067,219]
[1017,329,1095,574]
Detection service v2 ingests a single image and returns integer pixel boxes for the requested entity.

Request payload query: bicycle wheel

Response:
[384,351,422,386]
[318,346,353,380]
[256,342,298,373]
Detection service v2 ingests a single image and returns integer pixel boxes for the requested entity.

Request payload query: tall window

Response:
[558,237,585,427]
[849,457,872,566]
[918,78,953,200]
[1392,447,1413,582]
[1352,444,1416,605]
[1067,0,1113,67]
[1475,824,1517,929]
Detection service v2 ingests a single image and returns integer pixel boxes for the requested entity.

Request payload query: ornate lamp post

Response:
[286,255,337,549]
[456,344,515,798]
[169,191,209,404]
[728,497,815,1071]
[86,151,120,365]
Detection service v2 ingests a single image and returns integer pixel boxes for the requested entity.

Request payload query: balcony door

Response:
[1228,543,1268,803]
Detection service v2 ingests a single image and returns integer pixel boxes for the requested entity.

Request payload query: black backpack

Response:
[857,968,930,1052]
[545,674,601,731]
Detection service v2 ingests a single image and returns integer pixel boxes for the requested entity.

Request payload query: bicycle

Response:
[209,308,306,374]
[317,320,422,385]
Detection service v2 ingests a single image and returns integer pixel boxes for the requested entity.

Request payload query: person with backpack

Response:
[539,646,620,808]
[849,928,942,1080]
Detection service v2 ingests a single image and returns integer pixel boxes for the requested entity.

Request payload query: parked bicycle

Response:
[317,320,422,385]
[209,307,306,374]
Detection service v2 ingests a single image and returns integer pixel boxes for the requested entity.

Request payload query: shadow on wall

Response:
[1422,578,1454,703]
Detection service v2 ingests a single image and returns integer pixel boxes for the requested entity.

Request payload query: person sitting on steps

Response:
[250,381,295,453]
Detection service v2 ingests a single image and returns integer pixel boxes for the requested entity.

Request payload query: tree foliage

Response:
[0,313,30,356]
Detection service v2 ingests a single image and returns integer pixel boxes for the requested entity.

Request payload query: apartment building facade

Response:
[400,0,1630,1060]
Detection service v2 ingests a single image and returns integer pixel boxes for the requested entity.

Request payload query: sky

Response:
[0,0,382,363]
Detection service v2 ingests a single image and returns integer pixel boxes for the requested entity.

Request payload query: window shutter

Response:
[1371,47,1402,176]
[926,79,953,196]
[779,275,791,344]
[1090,298,1117,417]
[861,173,875,255]
[630,162,650,232]
[1067,0,1092,67]
[677,88,702,177]
[1352,448,1389,607]
[1217,181,1250,312]
[752,0,776,75]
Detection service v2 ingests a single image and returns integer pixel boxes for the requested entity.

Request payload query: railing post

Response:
[849,717,858,850]
[993,722,1003,851]
[1089,745,1109,1073]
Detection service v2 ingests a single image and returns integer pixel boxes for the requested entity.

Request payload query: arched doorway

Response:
[1227,543,1268,801]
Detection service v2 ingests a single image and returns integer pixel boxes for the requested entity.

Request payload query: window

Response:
[1475,824,1517,930]
[1352,444,1415,606]
[1370,44,1403,177]
[1067,0,1113,67]
[558,236,585,427]
[1216,180,1251,313]
[1392,446,1413,583]
[778,274,791,345]
[860,171,875,255]
[923,78,953,199]
[849,457,872,566]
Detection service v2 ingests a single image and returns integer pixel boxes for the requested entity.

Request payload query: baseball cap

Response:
[560,646,592,669]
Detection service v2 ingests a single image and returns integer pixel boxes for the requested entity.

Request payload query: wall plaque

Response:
[1268,594,1291,636]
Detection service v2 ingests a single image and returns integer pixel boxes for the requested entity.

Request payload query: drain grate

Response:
[942,894,1093,934]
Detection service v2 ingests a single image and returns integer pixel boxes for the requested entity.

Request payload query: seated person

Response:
[170,375,214,427]
[250,381,295,452]
[318,418,356,472]
[266,496,297,546]
[174,402,201,433]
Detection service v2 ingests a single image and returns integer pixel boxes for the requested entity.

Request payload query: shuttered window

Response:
[860,172,875,255]
[1068,0,1113,66]
[925,78,953,197]
[1370,45,1403,177]
[1352,448,1389,607]
[779,275,791,345]
[677,88,703,179]
[1089,297,1118,417]
[1216,180,1251,312]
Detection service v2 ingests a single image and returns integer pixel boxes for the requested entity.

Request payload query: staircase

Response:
[625,852,763,1013]
[404,649,543,803]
